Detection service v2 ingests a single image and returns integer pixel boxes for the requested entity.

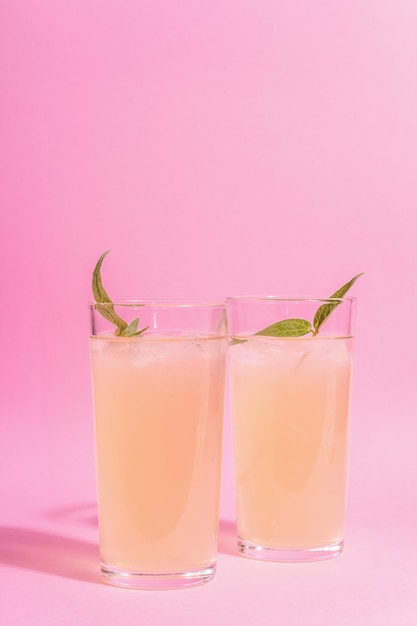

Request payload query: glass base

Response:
[237,538,344,562]
[101,561,216,590]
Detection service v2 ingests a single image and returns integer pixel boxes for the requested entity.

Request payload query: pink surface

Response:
[1,1,416,623]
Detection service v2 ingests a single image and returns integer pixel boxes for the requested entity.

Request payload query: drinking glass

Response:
[89,301,227,588]
[227,296,356,562]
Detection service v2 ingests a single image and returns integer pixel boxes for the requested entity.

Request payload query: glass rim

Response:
[225,295,356,304]
[88,299,226,309]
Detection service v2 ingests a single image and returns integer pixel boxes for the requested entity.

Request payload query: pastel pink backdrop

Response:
[1,1,416,624]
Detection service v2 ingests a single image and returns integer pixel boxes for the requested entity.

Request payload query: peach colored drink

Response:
[229,335,352,561]
[90,331,226,587]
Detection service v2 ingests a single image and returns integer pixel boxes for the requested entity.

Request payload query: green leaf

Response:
[120,317,140,336]
[92,251,112,304]
[256,318,313,338]
[229,337,247,346]
[120,318,150,337]
[228,273,364,345]
[92,251,147,337]
[92,251,128,333]
[94,302,125,329]
[313,272,364,334]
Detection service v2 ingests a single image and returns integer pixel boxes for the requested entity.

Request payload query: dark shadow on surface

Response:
[6,511,238,583]
[217,519,238,557]
[0,527,102,584]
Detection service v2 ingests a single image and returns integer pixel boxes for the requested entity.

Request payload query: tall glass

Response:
[227,296,356,562]
[89,301,227,588]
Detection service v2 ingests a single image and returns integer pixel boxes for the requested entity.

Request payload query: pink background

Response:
[1,1,416,624]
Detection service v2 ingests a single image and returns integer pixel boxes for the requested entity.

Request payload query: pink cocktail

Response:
[227,296,356,562]
[89,301,227,588]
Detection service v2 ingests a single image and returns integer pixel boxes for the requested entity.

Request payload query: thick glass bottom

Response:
[101,561,216,590]
[237,538,344,562]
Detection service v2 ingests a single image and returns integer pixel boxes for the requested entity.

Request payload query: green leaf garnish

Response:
[312,272,364,335]
[92,251,148,337]
[247,273,363,341]
[120,317,149,338]
[255,318,313,338]
[92,251,113,305]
